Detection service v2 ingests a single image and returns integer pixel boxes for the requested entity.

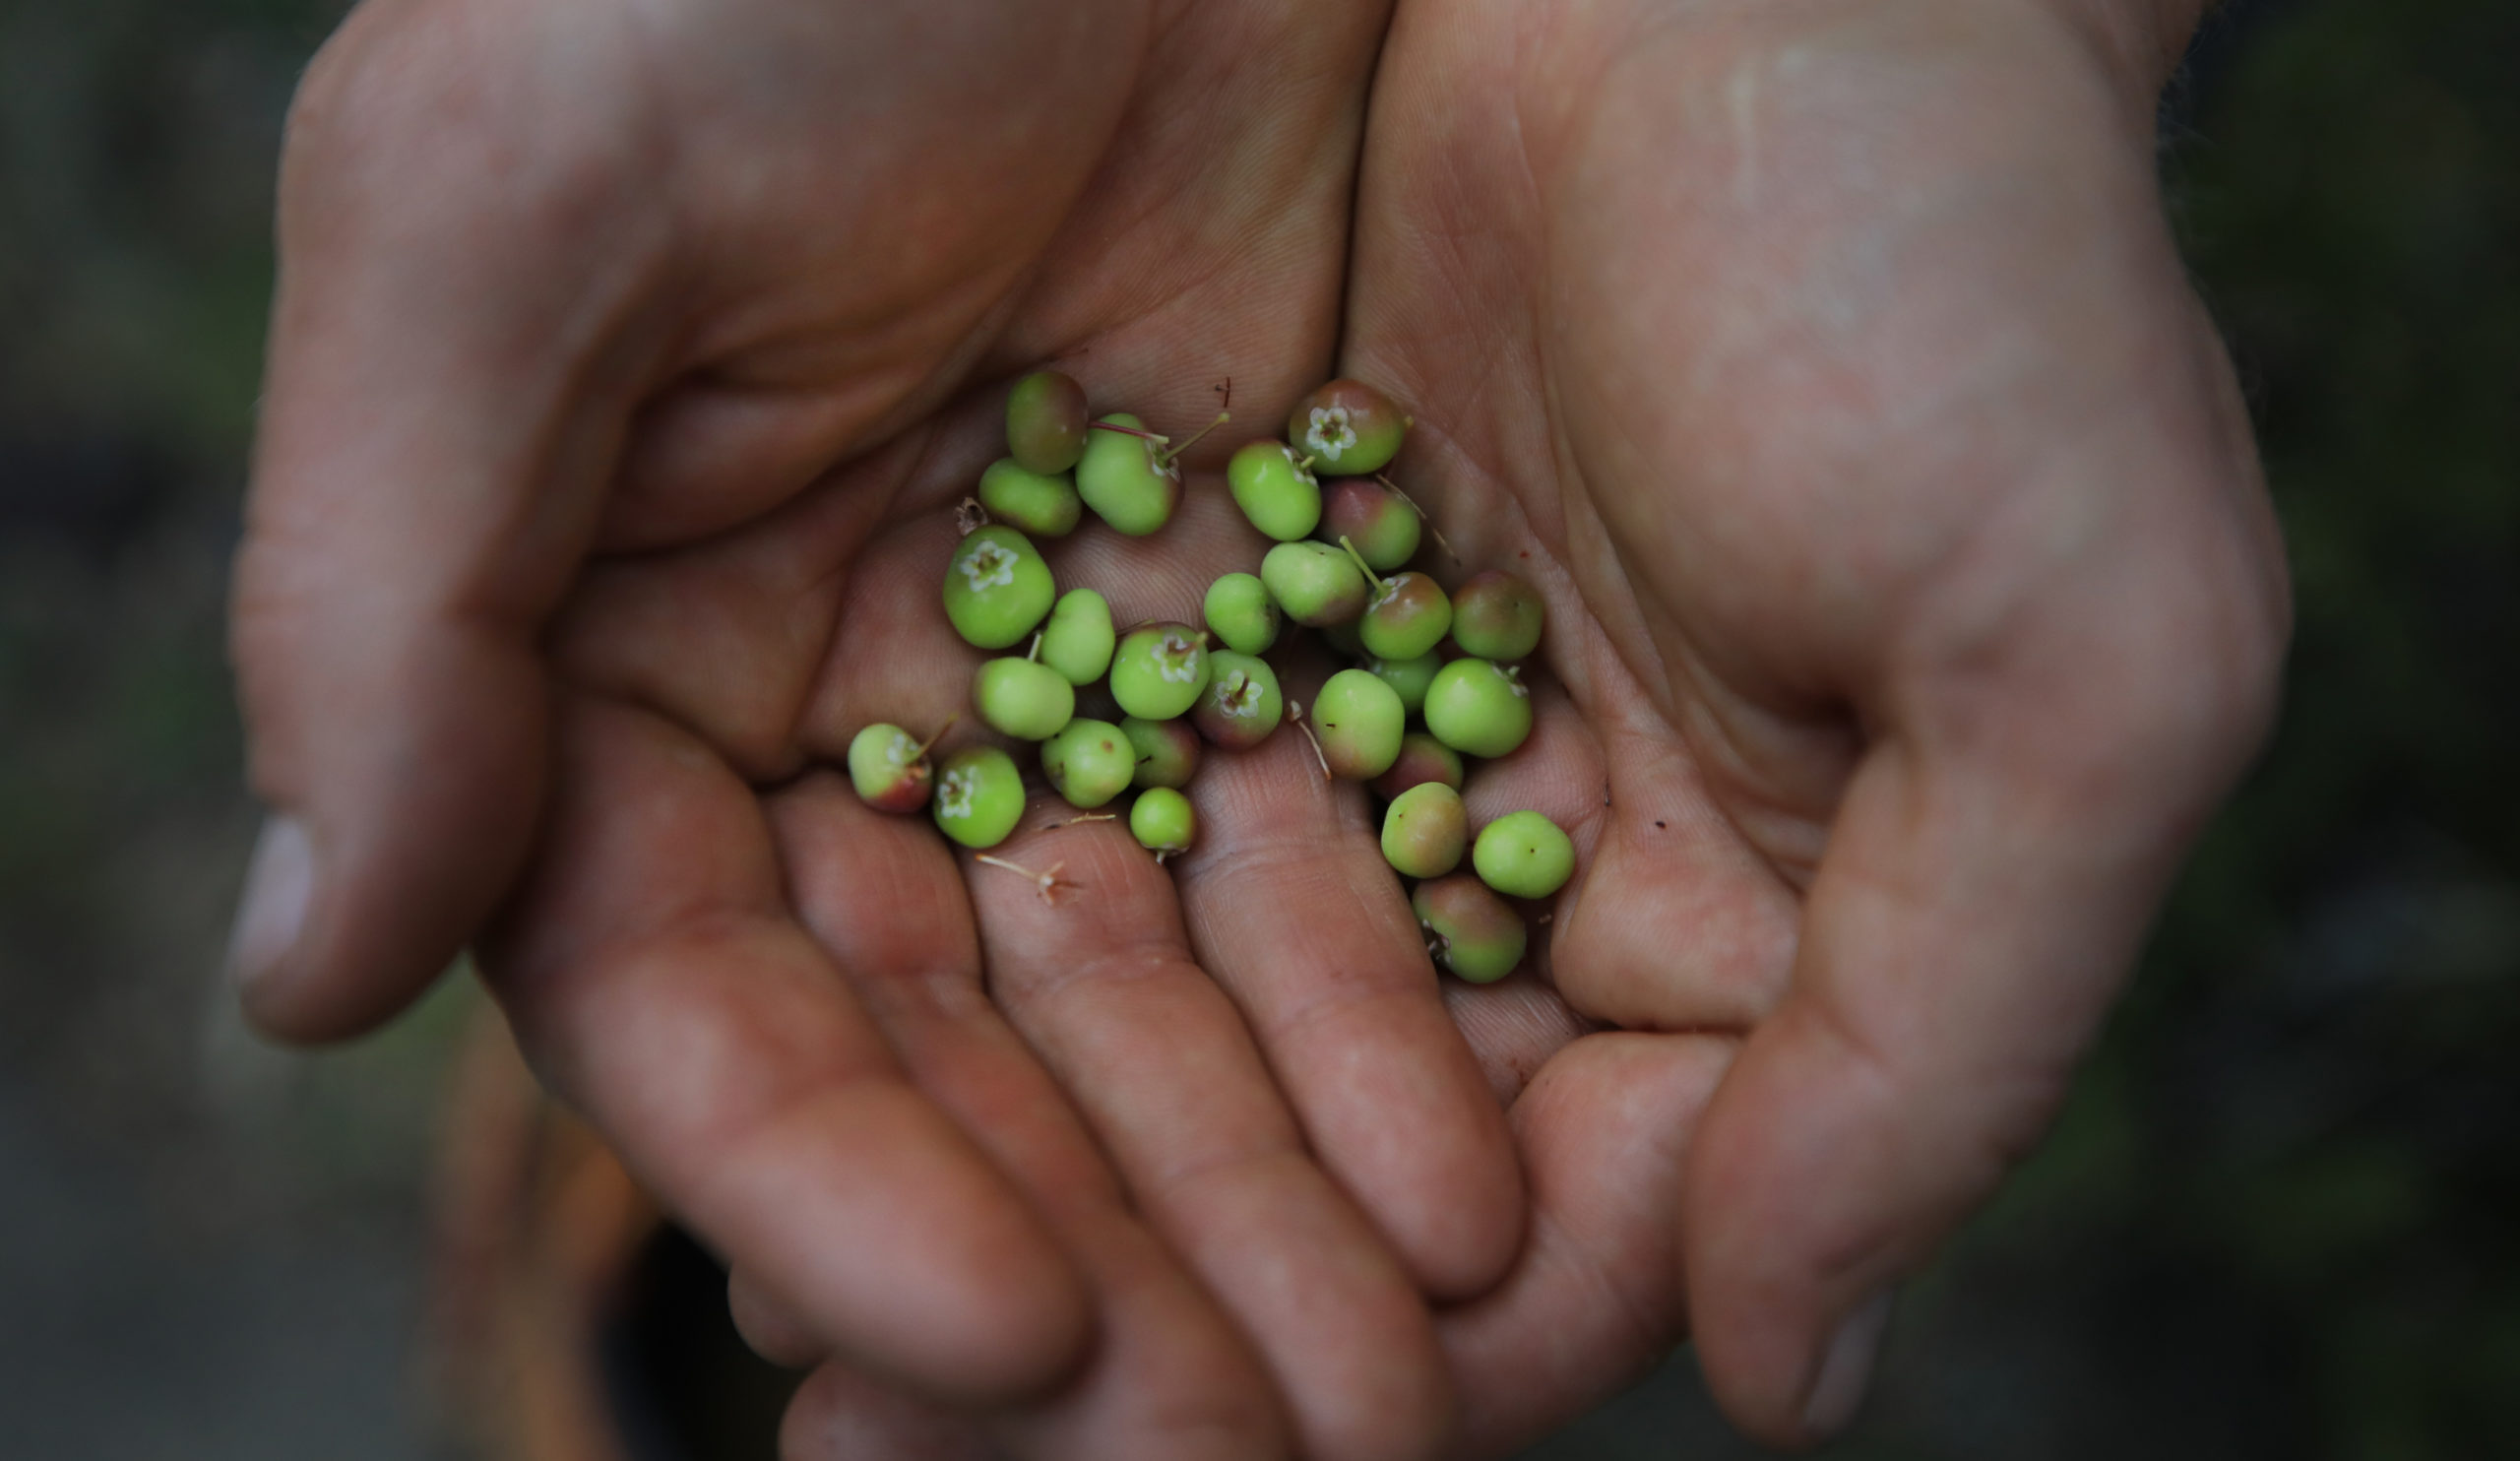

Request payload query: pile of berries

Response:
[846,371,1571,983]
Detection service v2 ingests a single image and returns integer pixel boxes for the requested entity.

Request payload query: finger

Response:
[483,694,1089,1405]
[782,1362,999,1461]
[770,774,1289,1461]
[968,808,1458,1461]
[227,12,671,1040]
[729,1267,827,1370]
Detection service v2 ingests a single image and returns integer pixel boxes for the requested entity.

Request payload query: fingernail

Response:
[227,815,314,994]
[1800,1289,1892,1440]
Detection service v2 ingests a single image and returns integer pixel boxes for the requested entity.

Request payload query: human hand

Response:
[228,1,1526,1456]
[1322,0,2287,1450]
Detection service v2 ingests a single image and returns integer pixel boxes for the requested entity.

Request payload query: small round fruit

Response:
[1473,811,1576,899]
[1204,572,1281,656]
[1321,478,1420,570]
[1373,732,1464,800]
[1381,783,1467,879]
[973,656,1075,741]
[1193,651,1283,750]
[1288,379,1408,476]
[847,723,935,812]
[1260,540,1367,627]
[1450,570,1545,662]
[1363,653,1442,718]
[943,526,1055,650]
[1076,413,1180,537]
[1123,716,1202,789]
[1413,875,1526,984]
[1357,568,1452,663]
[1040,589,1115,685]
[1109,623,1211,721]
[932,745,1026,849]
[1423,658,1534,759]
[976,457,1081,539]
[1006,369,1090,476]
[1041,718,1136,809]
[1131,787,1196,856]
[1311,667,1406,780]
[1227,439,1322,541]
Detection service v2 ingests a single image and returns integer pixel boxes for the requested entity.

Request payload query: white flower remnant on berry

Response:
[1279,442,1315,481]
[1220,673,1261,718]
[1370,581,1400,611]
[1305,406,1356,462]
[959,540,1018,592]
[937,767,976,819]
[886,730,916,767]
[1158,636,1200,682]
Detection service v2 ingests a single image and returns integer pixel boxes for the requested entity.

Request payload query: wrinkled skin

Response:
[228,0,2286,1455]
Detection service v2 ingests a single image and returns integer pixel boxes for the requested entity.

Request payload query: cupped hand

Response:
[1321,0,2287,1450]
[229,1,1527,1456]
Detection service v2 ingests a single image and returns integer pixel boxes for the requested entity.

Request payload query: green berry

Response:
[1363,652,1442,718]
[1380,783,1467,879]
[1076,413,1181,537]
[1006,369,1090,476]
[1413,874,1527,983]
[942,526,1055,650]
[1040,588,1115,685]
[1311,667,1406,780]
[1227,439,1322,540]
[1450,570,1545,661]
[1130,787,1196,857]
[1108,623,1210,721]
[848,723,937,813]
[1260,540,1367,627]
[1040,718,1136,809]
[1321,478,1420,570]
[972,655,1075,741]
[977,457,1082,539]
[1338,538,1451,663]
[932,745,1027,849]
[1203,572,1281,656]
[1373,732,1464,800]
[1123,716,1202,788]
[1193,651,1284,750]
[1423,658,1533,758]
[1288,379,1408,476]
[1473,810,1575,899]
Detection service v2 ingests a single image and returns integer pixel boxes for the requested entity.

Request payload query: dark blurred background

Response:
[2,0,2512,1456]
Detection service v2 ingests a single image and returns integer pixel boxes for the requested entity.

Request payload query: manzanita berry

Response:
[1413,874,1526,984]
[1109,623,1211,721]
[1005,369,1090,476]
[1075,413,1182,537]
[943,525,1055,650]
[1203,572,1281,657]
[1260,540,1367,628]
[1122,715,1202,789]
[1320,477,1420,570]
[932,745,1027,849]
[1449,569,1545,662]
[1381,782,1467,879]
[1288,379,1408,477]
[1340,537,1452,663]
[848,721,944,813]
[976,457,1081,539]
[1423,658,1533,758]
[1311,667,1405,780]
[1193,651,1283,750]
[1040,588,1115,685]
[1363,652,1442,718]
[1041,718,1137,808]
[973,651,1074,741]
[1373,731,1464,800]
[1130,786,1196,857]
[1227,439,1322,541]
[1473,810,1575,899]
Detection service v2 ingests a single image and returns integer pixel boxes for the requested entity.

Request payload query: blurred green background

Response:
[1,0,2511,1456]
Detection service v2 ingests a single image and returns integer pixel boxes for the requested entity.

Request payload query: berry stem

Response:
[975,855,1072,906]
[1336,535,1388,593]
[1091,420,1169,445]
[1287,700,1332,782]
[910,712,961,761]
[1155,411,1230,467]
[1027,631,1042,664]
[1376,475,1460,563]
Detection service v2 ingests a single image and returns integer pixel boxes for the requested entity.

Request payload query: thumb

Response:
[225,13,667,1041]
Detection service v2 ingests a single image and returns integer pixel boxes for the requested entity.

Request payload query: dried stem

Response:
[1287,700,1332,782]
[1376,475,1460,564]
[955,497,990,536]
[974,855,1072,906]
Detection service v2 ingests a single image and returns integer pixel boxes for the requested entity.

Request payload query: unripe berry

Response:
[1040,589,1115,685]
[972,655,1074,741]
[976,457,1081,538]
[847,723,937,812]
[1339,538,1452,663]
[1259,540,1367,627]
[1413,874,1526,983]
[1130,787,1196,857]
[1311,667,1406,780]
[1122,716,1202,789]
[1109,623,1211,721]
[1320,478,1419,570]
[942,526,1055,650]
[1423,658,1533,759]
[1381,783,1467,879]
[1005,369,1090,475]
[1472,810,1575,899]
[1288,379,1408,477]
[1040,718,1137,809]
[1076,413,1181,536]
[1193,651,1283,750]
[1227,440,1322,541]
[932,746,1027,849]
[1373,732,1464,800]
[1203,572,1281,656]
[1449,570,1545,662]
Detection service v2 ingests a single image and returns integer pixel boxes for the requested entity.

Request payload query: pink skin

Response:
[228,0,2283,1455]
